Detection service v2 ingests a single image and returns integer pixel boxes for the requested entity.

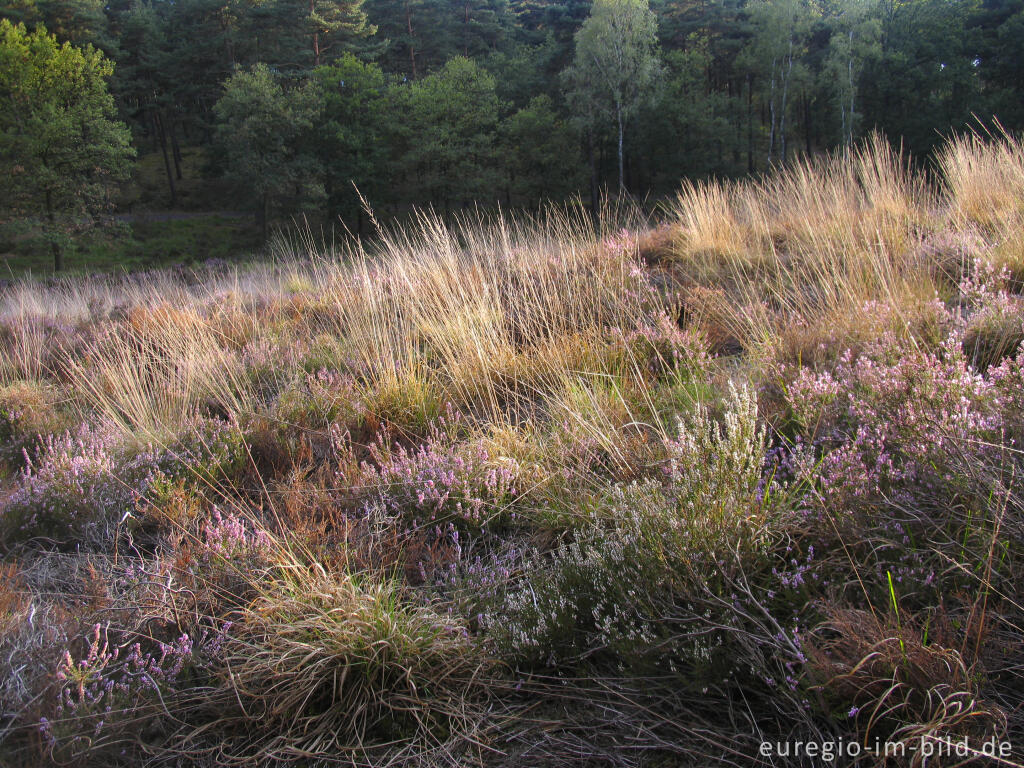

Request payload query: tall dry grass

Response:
[665,135,940,362]
[0,204,666,447]
[938,126,1024,283]
[0,132,1018,457]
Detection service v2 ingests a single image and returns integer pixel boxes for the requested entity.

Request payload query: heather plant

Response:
[266,369,368,456]
[783,336,1000,512]
[0,423,143,548]
[42,620,230,762]
[360,426,521,532]
[773,338,1014,620]
[490,480,680,666]
[956,258,1024,370]
[990,347,1024,443]
[612,310,707,378]
[0,418,246,549]
[491,385,774,671]
[199,507,274,565]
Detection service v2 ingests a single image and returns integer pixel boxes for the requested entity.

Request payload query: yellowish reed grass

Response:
[939,126,1024,232]
[939,127,1024,282]
[60,313,256,439]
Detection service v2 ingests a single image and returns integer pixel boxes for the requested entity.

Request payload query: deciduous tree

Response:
[212,63,321,240]
[0,19,134,270]
[565,0,660,194]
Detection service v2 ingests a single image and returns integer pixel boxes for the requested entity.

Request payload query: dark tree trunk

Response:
[156,111,177,206]
[406,3,417,78]
[616,103,625,194]
[260,192,269,242]
[311,0,321,66]
[588,129,600,224]
[45,188,62,272]
[169,116,183,180]
[747,73,755,173]
[151,112,160,153]
[804,93,812,156]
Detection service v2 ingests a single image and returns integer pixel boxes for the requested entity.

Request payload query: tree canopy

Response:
[212,63,321,240]
[0,18,133,270]
[4,0,1024,259]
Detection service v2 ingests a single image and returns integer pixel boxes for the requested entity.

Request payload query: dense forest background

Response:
[2,0,1024,269]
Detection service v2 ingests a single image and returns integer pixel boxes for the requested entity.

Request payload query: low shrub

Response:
[0,419,246,550]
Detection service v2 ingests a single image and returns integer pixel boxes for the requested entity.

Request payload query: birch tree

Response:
[566,0,659,194]
[744,0,812,167]
[824,0,880,148]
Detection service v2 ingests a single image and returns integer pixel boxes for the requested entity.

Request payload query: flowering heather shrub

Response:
[990,348,1024,442]
[43,620,230,759]
[360,429,520,531]
[776,308,1024,622]
[957,259,1024,370]
[784,337,999,510]
[199,507,274,565]
[239,330,309,391]
[664,383,766,540]
[0,423,143,547]
[609,309,710,385]
[0,419,246,548]
[492,480,678,666]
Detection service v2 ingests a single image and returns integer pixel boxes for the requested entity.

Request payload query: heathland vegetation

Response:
[0,130,1023,765]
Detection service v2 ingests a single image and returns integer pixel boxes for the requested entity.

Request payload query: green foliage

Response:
[390,56,501,208]
[0,19,133,270]
[565,0,660,192]
[364,0,456,77]
[313,54,387,221]
[212,63,322,239]
[5,0,1024,269]
[0,214,259,275]
[306,0,376,66]
[501,95,581,205]
[821,0,880,147]
[638,43,735,179]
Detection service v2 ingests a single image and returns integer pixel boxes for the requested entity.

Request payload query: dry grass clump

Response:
[199,567,491,765]
[61,314,256,440]
[808,607,1004,751]
[939,127,1024,285]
